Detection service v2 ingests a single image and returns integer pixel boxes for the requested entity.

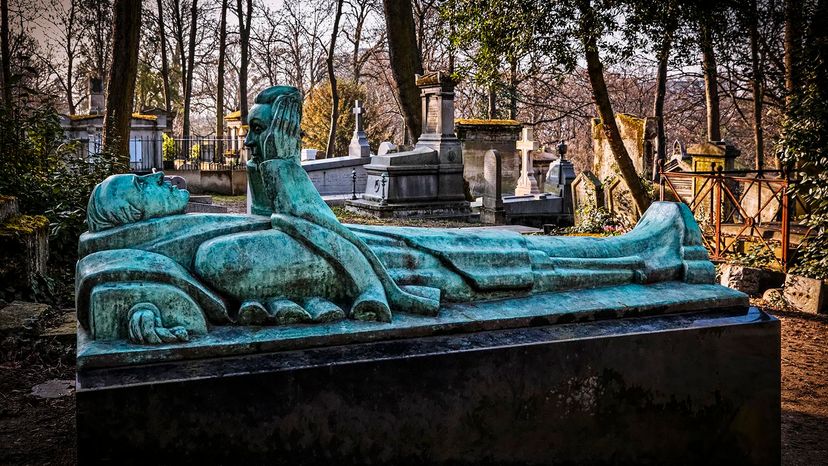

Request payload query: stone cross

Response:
[353,100,364,132]
[515,126,540,195]
[348,100,371,157]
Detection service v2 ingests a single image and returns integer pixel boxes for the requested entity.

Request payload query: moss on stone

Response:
[0,214,50,237]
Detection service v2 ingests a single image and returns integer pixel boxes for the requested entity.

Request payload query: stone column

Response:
[348,100,371,158]
[515,126,540,196]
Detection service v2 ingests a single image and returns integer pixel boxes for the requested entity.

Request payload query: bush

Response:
[0,106,120,274]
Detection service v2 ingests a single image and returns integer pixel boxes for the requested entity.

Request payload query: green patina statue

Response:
[76,86,715,345]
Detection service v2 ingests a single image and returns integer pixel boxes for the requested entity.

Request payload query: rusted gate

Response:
[660,167,812,272]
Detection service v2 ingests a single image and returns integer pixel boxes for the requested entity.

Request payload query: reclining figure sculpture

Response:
[76,86,714,345]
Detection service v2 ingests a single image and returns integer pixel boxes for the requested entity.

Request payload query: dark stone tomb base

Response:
[77,307,780,465]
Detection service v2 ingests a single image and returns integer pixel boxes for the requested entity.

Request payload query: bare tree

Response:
[700,18,721,141]
[156,0,171,113]
[325,0,344,157]
[1,0,11,107]
[382,0,422,144]
[235,0,252,124]
[343,0,383,83]
[101,0,142,163]
[216,0,227,153]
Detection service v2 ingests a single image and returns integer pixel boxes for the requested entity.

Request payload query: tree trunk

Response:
[182,0,197,140]
[236,0,252,125]
[784,0,801,109]
[749,0,764,170]
[216,0,227,156]
[652,33,671,181]
[579,1,651,215]
[383,0,423,144]
[700,21,721,141]
[0,0,12,108]
[157,0,171,114]
[325,0,344,158]
[101,0,142,167]
[487,85,497,119]
[508,57,518,119]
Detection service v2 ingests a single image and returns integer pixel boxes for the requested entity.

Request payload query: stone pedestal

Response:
[77,303,780,465]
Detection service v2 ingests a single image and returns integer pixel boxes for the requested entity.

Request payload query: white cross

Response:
[515,126,540,195]
[353,100,364,132]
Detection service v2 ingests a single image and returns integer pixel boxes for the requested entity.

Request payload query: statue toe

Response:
[302,298,346,323]
[267,298,312,324]
[238,300,269,325]
[351,289,392,323]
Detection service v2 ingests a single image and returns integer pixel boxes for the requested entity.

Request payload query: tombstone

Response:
[515,126,541,196]
[164,175,187,190]
[301,149,318,161]
[545,141,575,196]
[378,141,397,156]
[571,171,604,225]
[480,149,505,224]
[591,114,656,220]
[456,119,522,197]
[348,100,371,158]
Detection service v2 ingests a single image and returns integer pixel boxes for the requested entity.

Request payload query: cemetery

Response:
[0,0,827,464]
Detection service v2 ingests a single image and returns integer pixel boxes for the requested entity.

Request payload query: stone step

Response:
[186,202,228,213]
[0,301,50,334]
[188,195,213,205]
[41,309,77,342]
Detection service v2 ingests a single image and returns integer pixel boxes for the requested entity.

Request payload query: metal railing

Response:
[660,167,813,272]
[66,136,247,172]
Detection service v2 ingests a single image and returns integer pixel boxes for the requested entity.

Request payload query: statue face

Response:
[244,103,273,163]
[87,172,190,232]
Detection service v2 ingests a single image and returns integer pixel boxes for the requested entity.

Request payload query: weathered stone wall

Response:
[302,156,370,196]
[0,197,49,299]
[456,120,522,197]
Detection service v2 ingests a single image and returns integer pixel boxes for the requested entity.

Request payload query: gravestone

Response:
[378,141,397,156]
[480,149,505,224]
[571,171,604,224]
[456,119,522,197]
[590,114,655,220]
[348,100,371,158]
[515,126,541,195]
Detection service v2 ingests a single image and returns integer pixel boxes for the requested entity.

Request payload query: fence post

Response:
[781,171,791,272]
[714,165,723,260]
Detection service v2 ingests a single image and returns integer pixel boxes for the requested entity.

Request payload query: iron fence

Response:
[65,136,247,172]
[660,167,814,272]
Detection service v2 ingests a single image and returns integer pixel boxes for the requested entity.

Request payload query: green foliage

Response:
[570,205,628,235]
[729,244,781,271]
[0,106,122,272]
[779,8,828,279]
[162,133,178,161]
[190,143,201,162]
[302,80,365,157]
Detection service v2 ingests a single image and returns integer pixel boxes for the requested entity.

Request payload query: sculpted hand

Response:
[263,95,301,161]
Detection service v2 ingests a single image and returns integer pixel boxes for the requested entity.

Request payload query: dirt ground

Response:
[0,300,825,465]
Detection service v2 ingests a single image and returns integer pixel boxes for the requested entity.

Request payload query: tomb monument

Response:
[75,86,780,465]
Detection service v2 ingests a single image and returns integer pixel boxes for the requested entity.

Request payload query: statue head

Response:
[244,86,302,164]
[86,172,190,232]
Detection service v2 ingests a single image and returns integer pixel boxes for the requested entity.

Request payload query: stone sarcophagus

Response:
[75,86,779,465]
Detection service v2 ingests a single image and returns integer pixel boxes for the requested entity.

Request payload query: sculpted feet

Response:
[351,288,392,323]
[302,298,346,323]
[238,300,270,325]
[267,298,312,324]
[128,303,189,345]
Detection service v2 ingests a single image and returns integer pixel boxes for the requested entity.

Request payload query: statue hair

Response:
[86,175,143,232]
